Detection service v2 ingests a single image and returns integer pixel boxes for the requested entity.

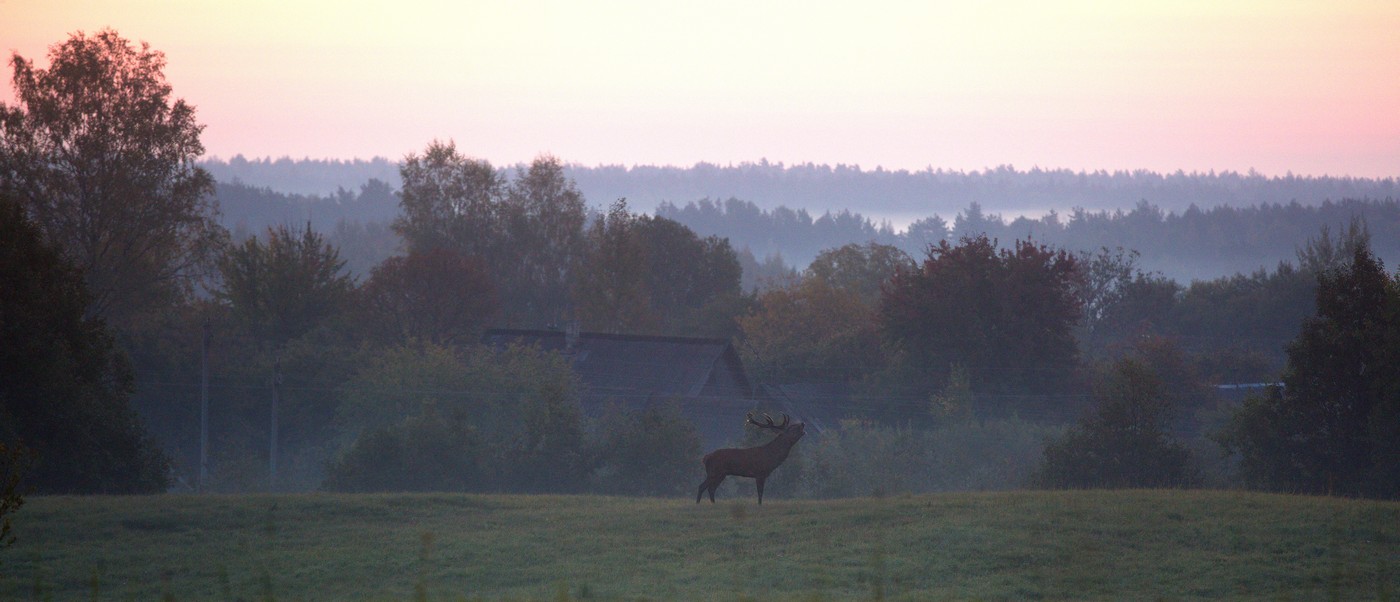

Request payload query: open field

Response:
[2,490,1396,600]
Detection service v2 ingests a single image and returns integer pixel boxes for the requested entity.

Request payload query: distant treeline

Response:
[205,155,1400,281]
[657,197,1400,282]
[202,156,1399,217]
[204,155,400,196]
[573,162,1400,219]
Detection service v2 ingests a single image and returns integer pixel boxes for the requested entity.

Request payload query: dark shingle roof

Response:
[483,329,752,402]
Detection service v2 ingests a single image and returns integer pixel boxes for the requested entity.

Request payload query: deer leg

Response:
[694,476,716,506]
[756,477,766,505]
[706,475,725,503]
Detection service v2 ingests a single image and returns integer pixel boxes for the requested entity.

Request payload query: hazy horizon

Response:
[4,1,1398,180]
[202,153,1399,181]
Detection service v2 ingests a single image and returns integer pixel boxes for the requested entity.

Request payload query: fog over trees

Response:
[205,157,1400,282]
[7,30,1400,502]
[205,156,1399,217]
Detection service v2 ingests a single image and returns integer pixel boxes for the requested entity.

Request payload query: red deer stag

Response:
[696,412,805,504]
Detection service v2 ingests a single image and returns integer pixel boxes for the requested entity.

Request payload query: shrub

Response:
[326,342,587,493]
[591,403,701,496]
[1034,359,1200,489]
[324,413,483,493]
[793,417,1060,498]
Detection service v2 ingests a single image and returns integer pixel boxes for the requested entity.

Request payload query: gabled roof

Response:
[483,329,753,402]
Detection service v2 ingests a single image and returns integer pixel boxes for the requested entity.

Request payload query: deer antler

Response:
[746,412,790,431]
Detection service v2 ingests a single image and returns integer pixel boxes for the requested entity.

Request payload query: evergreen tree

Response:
[1220,243,1400,497]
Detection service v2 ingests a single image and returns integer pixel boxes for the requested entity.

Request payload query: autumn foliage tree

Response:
[879,235,1082,401]
[807,242,914,306]
[739,277,883,384]
[737,243,908,384]
[360,248,498,346]
[393,142,586,326]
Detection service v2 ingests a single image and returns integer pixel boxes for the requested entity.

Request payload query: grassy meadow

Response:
[1,489,1396,600]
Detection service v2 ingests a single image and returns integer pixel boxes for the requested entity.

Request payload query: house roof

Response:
[482,329,753,402]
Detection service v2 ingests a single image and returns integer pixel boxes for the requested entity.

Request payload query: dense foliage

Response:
[1220,243,1400,497]
[591,403,702,496]
[0,29,223,326]
[358,248,498,346]
[0,441,30,552]
[1035,358,1200,489]
[0,194,169,493]
[393,142,588,326]
[13,29,1400,500]
[215,223,355,347]
[881,234,1082,399]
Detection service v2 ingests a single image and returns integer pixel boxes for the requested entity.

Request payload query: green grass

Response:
[1,490,1396,600]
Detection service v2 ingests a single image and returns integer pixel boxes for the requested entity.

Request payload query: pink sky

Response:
[2,1,1398,178]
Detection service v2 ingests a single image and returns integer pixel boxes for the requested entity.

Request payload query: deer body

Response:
[696,413,805,504]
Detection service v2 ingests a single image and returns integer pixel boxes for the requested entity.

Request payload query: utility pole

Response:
[199,319,210,492]
[270,355,281,491]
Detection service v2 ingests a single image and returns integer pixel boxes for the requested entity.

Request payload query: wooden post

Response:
[199,319,210,492]
[270,355,281,490]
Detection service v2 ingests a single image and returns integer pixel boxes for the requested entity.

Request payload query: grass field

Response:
[1,489,1396,600]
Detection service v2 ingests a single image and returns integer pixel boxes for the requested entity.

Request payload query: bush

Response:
[1034,359,1200,489]
[793,417,1060,498]
[324,413,483,492]
[326,342,588,493]
[591,403,701,496]
[1,441,32,552]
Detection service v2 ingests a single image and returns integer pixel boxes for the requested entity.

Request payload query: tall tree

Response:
[392,144,588,327]
[0,29,221,325]
[634,213,744,334]
[879,234,1081,399]
[215,223,355,348]
[806,242,914,306]
[360,248,498,346]
[0,193,169,493]
[1220,242,1400,497]
[502,155,588,326]
[392,140,502,259]
[574,200,655,333]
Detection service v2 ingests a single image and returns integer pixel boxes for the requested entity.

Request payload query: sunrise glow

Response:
[2,0,1397,177]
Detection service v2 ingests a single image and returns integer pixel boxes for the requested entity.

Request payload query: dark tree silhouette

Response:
[880,234,1081,400]
[360,248,498,346]
[0,193,169,493]
[1220,242,1400,497]
[0,29,221,325]
[215,223,355,347]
